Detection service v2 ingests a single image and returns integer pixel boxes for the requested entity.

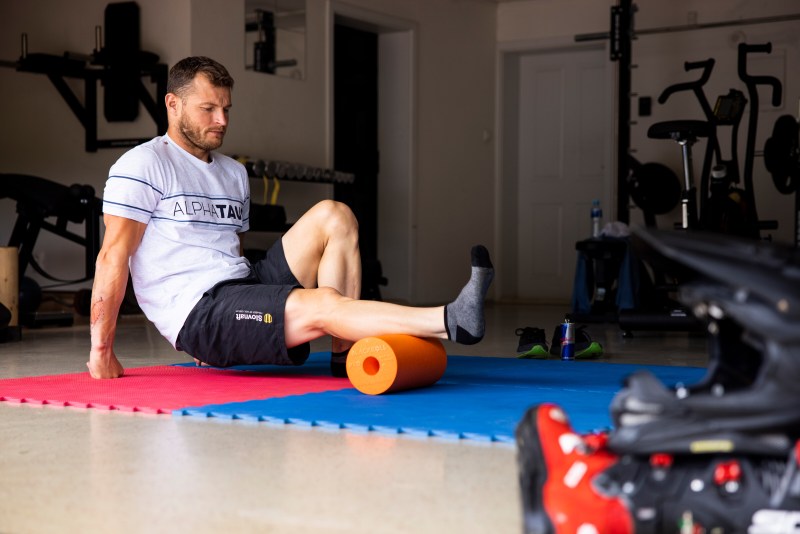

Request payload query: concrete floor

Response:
[0,302,708,534]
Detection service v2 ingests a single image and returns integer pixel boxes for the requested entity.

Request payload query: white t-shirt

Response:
[102,134,251,348]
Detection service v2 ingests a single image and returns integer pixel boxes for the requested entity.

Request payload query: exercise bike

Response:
[648,43,780,236]
[619,43,782,336]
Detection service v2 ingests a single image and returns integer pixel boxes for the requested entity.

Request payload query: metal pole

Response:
[611,0,633,224]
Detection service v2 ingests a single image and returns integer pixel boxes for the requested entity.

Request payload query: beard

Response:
[178,113,225,153]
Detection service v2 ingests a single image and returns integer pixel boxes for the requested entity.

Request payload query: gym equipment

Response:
[234,155,387,299]
[236,157,356,186]
[570,237,631,321]
[176,355,702,441]
[739,43,783,229]
[568,158,681,325]
[579,2,800,226]
[346,335,447,395]
[0,364,351,414]
[647,120,710,230]
[18,276,42,316]
[1,173,102,328]
[607,0,635,224]
[236,155,350,236]
[1,351,704,442]
[627,158,681,228]
[764,113,800,247]
[245,9,299,75]
[618,44,782,336]
[646,44,781,238]
[1,174,101,284]
[234,155,356,234]
[0,1,167,152]
[517,226,800,533]
[655,58,721,226]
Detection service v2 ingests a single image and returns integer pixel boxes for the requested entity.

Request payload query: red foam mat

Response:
[0,366,351,414]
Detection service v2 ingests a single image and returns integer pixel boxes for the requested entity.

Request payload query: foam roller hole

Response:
[363,356,380,376]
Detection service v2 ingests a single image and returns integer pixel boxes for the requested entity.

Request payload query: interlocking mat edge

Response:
[0,354,705,443]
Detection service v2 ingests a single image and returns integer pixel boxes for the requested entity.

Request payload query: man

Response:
[88,56,493,379]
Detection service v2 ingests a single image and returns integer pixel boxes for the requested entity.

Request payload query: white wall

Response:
[334,0,497,303]
[1,0,497,304]
[378,30,413,302]
[498,0,612,43]
[498,0,800,245]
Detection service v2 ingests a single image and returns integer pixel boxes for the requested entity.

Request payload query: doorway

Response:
[499,45,612,302]
[333,24,380,297]
[331,7,415,303]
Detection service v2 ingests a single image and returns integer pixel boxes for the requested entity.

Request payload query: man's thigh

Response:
[252,237,303,286]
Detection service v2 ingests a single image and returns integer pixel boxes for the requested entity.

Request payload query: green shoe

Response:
[550,324,605,359]
[515,327,550,359]
[575,340,604,359]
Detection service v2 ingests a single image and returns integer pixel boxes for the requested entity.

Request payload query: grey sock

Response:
[445,245,494,345]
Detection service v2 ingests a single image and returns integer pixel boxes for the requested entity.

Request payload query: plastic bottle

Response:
[591,199,603,238]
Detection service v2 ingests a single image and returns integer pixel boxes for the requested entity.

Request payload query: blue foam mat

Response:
[174,354,706,443]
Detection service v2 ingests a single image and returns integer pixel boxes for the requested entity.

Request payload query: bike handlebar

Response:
[738,42,782,106]
[657,58,715,104]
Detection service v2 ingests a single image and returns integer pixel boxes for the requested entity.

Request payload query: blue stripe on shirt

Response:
[103,200,153,214]
[107,174,164,196]
[150,216,243,228]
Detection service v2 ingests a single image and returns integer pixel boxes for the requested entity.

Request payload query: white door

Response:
[502,46,611,301]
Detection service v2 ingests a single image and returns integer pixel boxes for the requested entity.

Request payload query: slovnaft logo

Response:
[235,310,273,323]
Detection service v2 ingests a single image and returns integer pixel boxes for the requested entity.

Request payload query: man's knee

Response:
[314,200,358,237]
[315,286,346,312]
[291,286,346,330]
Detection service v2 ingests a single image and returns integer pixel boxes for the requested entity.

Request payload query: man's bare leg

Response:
[280,200,361,373]
[284,288,446,346]
[283,245,494,348]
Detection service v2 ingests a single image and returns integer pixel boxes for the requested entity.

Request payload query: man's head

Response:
[167,56,234,97]
[165,56,234,161]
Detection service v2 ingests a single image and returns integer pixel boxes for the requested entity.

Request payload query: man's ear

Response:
[165,93,180,116]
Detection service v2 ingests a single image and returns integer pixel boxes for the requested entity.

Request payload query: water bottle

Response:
[591,199,603,238]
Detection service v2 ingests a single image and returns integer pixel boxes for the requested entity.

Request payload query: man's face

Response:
[175,74,231,155]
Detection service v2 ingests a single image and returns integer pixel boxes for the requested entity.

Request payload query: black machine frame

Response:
[579,2,800,227]
[0,1,168,152]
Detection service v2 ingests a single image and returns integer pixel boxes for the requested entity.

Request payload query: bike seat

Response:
[648,120,710,142]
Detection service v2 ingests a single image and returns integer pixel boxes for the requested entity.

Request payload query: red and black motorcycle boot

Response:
[516,403,633,534]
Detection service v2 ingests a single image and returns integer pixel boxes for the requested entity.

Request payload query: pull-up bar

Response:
[577,12,800,42]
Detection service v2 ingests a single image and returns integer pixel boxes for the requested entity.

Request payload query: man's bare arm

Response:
[87,214,146,379]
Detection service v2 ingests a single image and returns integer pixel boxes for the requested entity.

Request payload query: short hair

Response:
[167,56,234,98]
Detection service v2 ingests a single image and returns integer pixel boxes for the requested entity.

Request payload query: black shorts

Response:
[176,238,309,367]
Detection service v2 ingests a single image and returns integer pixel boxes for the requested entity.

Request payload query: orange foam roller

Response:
[346,334,447,395]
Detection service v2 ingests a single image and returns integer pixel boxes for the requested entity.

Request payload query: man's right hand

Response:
[86,214,145,379]
[87,349,125,379]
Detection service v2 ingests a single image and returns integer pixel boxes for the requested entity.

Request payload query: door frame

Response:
[326,3,418,303]
[494,36,615,301]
